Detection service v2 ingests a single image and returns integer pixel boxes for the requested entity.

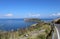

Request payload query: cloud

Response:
[28,13,40,17]
[50,13,60,16]
[5,13,13,17]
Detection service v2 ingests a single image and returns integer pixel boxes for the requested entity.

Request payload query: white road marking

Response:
[55,26,60,39]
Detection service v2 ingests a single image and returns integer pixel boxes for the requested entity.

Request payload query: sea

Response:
[0,19,53,31]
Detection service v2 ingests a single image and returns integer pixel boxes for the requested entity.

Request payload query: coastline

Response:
[0,22,51,39]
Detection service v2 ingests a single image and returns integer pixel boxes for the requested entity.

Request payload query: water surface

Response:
[0,19,36,31]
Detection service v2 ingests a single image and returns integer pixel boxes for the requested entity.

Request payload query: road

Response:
[54,24,60,39]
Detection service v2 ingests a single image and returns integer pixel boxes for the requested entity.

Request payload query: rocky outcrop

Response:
[24,18,41,23]
[54,18,60,24]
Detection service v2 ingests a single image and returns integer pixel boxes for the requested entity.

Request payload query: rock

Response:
[24,34,29,37]
[54,18,60,24]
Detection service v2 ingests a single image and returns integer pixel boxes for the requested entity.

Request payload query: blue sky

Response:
[0,0,60,18]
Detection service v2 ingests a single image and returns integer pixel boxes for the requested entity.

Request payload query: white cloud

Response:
[5,14,13,17]
[28,13,40,17]
[50,13,60,16]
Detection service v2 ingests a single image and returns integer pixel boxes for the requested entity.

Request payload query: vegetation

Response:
[37,34,46,39]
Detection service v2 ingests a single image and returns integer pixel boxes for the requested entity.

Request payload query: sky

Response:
[0,0,60,18]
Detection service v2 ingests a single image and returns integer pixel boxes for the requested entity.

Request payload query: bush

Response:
[37,34,46,39]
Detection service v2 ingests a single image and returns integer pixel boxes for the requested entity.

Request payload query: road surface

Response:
[54,24,60,39]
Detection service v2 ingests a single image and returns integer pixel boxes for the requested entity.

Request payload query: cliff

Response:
[54,18,60,24]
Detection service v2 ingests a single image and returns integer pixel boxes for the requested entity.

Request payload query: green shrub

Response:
[37,34,46,39]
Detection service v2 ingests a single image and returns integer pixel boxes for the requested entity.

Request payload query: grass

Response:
[21,23,51,39]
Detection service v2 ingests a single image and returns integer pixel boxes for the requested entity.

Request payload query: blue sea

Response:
[0,19,36,31]
[0,19,53,31]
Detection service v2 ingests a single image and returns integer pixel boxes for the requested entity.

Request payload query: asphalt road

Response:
[54,24,60,39]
